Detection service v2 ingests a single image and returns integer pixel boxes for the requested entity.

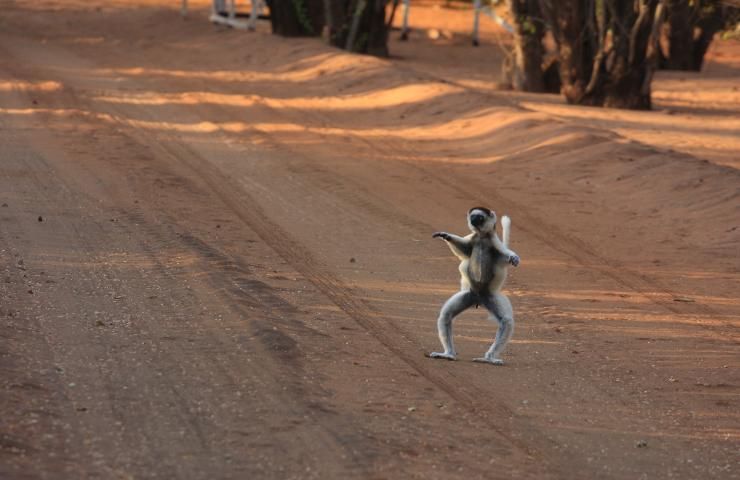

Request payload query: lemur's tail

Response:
[501,215,511,247]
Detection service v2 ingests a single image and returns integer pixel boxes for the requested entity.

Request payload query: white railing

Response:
[399,0,513,46]
[181,0,265,30]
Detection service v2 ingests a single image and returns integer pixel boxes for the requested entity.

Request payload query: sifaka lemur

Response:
[430,207,520,365]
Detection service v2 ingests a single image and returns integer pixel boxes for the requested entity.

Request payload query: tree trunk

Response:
[588,0,657,110]
[663,0,694,70]
[661,0,730,72]
[324,0,346,45]
[509,0,546,92]
[544,0,595,103]
[544,0,658,110]
[599,65,652,109]
[326,0,389,56]
[691,1,726,71]
[267,0,325,37]
[542,58,562,94]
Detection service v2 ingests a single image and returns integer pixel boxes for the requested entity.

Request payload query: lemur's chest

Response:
[465,238,503,288]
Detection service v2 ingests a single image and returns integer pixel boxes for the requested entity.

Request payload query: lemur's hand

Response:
[508,254,520,267]
[432,232,451,241]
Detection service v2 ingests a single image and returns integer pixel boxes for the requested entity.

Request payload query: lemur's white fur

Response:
[430,208,519,365]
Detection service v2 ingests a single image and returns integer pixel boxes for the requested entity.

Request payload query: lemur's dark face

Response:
[468,207,496,233]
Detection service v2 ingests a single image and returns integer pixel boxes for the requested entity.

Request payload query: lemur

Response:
[430,207,520,365]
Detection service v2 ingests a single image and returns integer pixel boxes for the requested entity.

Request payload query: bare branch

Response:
[345,0,368,51]
[642,0,666,95]
[629,0,658,65]
[584,0,609,95]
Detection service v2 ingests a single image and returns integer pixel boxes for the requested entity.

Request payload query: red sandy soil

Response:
[0,1,738,479]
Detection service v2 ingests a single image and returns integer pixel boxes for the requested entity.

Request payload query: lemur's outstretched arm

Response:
[432,232,473,259]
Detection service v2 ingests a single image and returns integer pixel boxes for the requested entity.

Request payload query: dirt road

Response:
[1,1,738,479]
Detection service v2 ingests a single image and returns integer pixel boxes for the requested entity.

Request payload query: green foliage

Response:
[520,16,537,35]
[354,32,369,51]
[700,3,716,15]
[351,0,368,27]
[720,24,740,40]
[291,0,314,34]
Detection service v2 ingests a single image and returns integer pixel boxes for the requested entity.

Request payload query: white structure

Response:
[399,0,514,46]
[179,0,511,43]
[181,0,265,30]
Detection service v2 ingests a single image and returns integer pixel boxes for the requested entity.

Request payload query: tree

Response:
[508,0,547,92]
[662,0,694,70]
[267,0,325,37]
[540,0,662,110]
[662,0,738,71]
[325,0,389,56]
[505,0,561,93]
[267,0,390,56]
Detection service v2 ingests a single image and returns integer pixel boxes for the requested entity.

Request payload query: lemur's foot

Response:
[508,254,520,267]
[428,352,457,360]
[473,357,505,365]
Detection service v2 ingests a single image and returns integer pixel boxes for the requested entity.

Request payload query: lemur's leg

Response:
[474,293,514,365]
[429,290,476,360]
